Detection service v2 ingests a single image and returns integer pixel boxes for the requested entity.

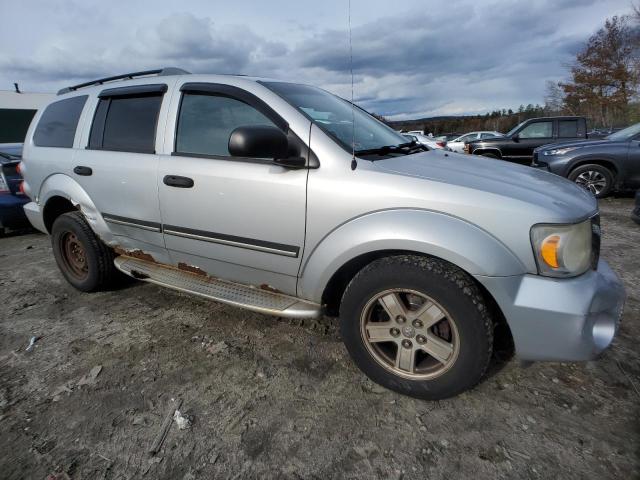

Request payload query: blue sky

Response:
[0,0,632,119]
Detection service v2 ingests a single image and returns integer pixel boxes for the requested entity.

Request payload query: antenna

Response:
[348,0,357,170]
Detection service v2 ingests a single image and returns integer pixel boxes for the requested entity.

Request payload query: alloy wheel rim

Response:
[360,289,460,380]
[575,170,607,195]
[60,231,89,280]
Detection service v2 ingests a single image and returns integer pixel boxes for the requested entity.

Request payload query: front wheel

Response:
[568,164,613,198]
[339,255,493,400]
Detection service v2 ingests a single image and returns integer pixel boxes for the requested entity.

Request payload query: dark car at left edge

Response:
[532,123,640,198]
[0,143,30,234]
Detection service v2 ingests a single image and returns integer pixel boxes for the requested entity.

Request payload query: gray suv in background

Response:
[20,68,625,400]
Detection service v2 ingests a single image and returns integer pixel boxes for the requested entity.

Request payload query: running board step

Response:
[114,256,321,318]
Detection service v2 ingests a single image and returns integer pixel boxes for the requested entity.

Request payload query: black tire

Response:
[51,211,120,292]
[568,164,613,198]
[339,255,493,400]
[480,152,499,159]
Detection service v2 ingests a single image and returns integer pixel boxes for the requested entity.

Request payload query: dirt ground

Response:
[0,197,638,480]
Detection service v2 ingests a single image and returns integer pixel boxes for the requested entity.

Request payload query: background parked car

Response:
[532,123,640,198]
[588,127,624,140]
[411,132,447,149]
[447,131,503,153]
[0,143,29,235]
[465,116,588,164]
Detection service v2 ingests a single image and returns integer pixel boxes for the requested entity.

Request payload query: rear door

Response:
[157,81,310,295]
[74,83,172,260]
[557,119,583,142]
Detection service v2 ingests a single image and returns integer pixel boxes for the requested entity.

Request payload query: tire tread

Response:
[341,254,494,397]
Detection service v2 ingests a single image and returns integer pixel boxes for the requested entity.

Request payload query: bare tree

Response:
[544,80,567,114]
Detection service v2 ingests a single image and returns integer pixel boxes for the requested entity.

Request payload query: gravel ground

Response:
[0,197,638,480]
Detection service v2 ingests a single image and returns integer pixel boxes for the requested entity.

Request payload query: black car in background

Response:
[533,123,640,198]
[465,116,588,164]
[0,143,29,235]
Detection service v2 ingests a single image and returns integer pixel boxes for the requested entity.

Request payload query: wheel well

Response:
[473,148,501,158]
[321,249,514,356]
[43,196,77,233]
[570,159,618,178]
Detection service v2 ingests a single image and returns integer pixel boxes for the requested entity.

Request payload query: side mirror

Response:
[512,134,520,142]
[229,125,289,159]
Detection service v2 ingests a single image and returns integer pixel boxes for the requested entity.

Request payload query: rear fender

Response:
[39,173,116,245]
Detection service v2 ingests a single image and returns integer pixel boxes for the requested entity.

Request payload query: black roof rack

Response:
[57,67,190,95]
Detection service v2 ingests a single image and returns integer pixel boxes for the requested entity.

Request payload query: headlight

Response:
[542,147,577,156]
[530,220,592,277]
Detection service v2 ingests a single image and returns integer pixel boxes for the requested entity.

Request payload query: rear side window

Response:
[559,120,578,138]
[89,86,165,154]
[33,96,87,148]
[175,93,277,157]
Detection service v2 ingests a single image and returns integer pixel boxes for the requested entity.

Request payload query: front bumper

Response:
[0,194,30,230]
[476,259,625,361]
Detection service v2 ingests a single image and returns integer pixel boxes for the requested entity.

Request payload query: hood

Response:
[535,138,615,151]
[371,149,597,221]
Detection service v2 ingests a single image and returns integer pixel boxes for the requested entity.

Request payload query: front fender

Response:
[39,173,116,244]
[472,147,502,157]
[298,209,527,302]
[564,154,621,177]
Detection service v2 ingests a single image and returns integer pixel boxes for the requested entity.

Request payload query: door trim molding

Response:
[101,213,300,257]
[102,213,162,232]
[162,224,300,258]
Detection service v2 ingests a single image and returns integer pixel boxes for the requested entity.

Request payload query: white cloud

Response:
[0,0,633,117]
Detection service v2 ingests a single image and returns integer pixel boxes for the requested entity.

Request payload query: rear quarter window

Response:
[33,96,88,148]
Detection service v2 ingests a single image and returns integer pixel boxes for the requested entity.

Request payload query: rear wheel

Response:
[339,255,493,400]
[480,152,499,159]
[568,164,613,198]
[51,211,120,292]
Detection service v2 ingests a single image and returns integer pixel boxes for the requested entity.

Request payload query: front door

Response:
[157,83,309,295]
[508,120,554,163]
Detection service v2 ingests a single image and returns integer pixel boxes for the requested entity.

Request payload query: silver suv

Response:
[21,68,625,399]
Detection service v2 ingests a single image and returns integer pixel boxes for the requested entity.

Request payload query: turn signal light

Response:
[541,235,560,268]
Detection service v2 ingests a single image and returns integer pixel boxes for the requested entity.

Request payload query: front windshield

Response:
[261,81,407,154]
[506,121,526,137]
[607,122,640,141]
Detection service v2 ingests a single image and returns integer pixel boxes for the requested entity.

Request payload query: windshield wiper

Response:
[355,141,425,156]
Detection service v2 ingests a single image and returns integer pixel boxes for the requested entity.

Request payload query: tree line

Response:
[388,8,640,136]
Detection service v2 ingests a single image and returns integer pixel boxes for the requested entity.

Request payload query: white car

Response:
[406,132,447,149]
[446,131,503,153]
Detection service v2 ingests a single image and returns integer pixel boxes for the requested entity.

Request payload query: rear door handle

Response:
[73,166,92,176]
[163,175,194,188]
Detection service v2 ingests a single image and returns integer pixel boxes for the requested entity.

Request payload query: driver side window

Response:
[176,93,277,157]
[519,121,552,139]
